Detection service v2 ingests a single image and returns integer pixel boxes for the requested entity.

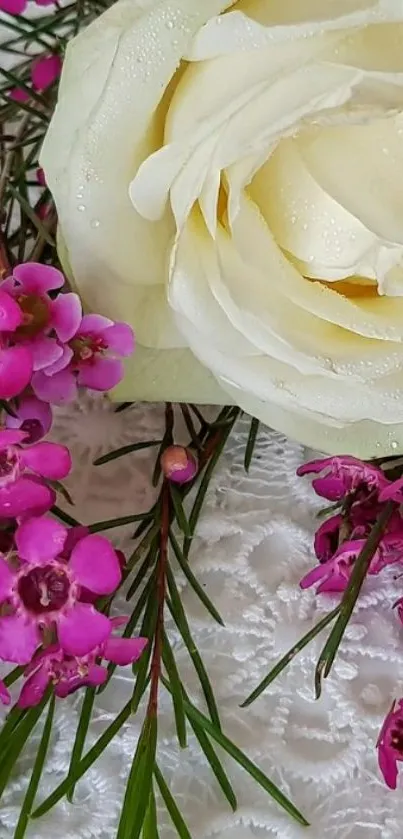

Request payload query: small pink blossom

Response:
[31,54,62,92]
[377,699,403,789]
[32,314,134,404]
[300,534,403,594]
[0,516,122,665]
[0,0,55,11]
[297,456,388,502]
[5,394,52,443]
[0,429,71,518]
[1,262,81,373]
[160,445,197,484]
[18,620,147,707]
[0,289,33,399]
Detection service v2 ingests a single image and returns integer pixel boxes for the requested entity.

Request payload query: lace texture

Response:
[0,395,402,839]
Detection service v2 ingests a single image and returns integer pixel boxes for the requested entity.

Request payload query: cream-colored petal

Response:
[42,0,235,341]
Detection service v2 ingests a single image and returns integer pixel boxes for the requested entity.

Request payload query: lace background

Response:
[0,396,401,838]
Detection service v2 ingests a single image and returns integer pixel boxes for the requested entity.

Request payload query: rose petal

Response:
[20,441,72,480]
[77,356,124,391]
[0,346,33,400]
[103,636,147,666]
[13,262,64,294]
[16,516,67,564]
[57,602,111,656]
[32,368,77,404]
[50,293,82,342]
[0,614,40,664]
[70,534,121,594]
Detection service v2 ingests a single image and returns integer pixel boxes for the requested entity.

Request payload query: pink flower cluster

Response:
[0,258,140,708]
[297,454,403,789]
[0,0,54,14]
[0,262,133,405]
[0,518,146,706]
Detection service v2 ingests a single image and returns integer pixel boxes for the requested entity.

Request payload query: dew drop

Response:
[77,204,86,212]
[391,440,399,450]
[90,219,100,229]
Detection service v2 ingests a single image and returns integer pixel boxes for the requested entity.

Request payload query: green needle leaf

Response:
[169,486,191,538]
[169,531,224,626]
[32,700,133,818]
[13,695,55,839]
[126,542,158,602]
[162,633,187,749]
[3,666,24,687]
[117,717,157,839]
[166,565,221,730]
[89,513,152,533]
[51,505,81,527]
[315,501,395,698]
[66,688,96,802]
[131,592,158,713]
[142,786,159,839]
[244,418,260,473]
[0,693,51,802]
[94,440,162,466]
[242,606,341,707]
[154,765,192,839]
[164,682,309,827]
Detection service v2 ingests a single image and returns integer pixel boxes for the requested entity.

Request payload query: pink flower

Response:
[5,394,52,443]
[297,456,388,502]
[377,699,403,789]
[18,621,147,707]
[160,445,198,484]
[314,514,344,563]
[0,429,71,518]
[0,516,122,665]
[0,0,26,12]
[1,262,81,373]
[32,314,134,405]
[0,290,33,399]
[300,535,402,594]
[31,54,61,92]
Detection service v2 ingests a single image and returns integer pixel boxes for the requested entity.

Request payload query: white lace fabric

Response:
[0,396,402,839]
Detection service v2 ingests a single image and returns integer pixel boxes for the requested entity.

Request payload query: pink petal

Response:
[0,289,23,331]
[62,525,90,557]
[70,534,121,595]
[0,346,33,399]
[9,87,30,102]
[316,573,347,593]
[31,54,62,92]
[55,664,107,698]
[300,564,327,590]
[29,336,64,372]
[16,516,67,563]
[50,293,82,342]
[5,395,53,443]
[32,368,77,404]
[78,356,124,392]
[0,476,54,517]
[79,314,113,335]
[20,441,72,480]
[103,323,135,357]
[0,0,27,13]
[378,744,399,789]
[380,478,403,503]
[312,477,346,501]
[35,0,55,5]
[0,680,10,706]
[87,664,108,687]
[103,637,147,666]
[36,167,46,187]
[0,429,27,448]
[0,613,40,664]
[43,344,73,376]
[297,458,333,477]
[58,603,111,657]
[13,262,64,294]
[18,664,50,708]
[0,557,15,600]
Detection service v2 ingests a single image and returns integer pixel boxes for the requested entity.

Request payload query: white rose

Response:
[42,0,403,458]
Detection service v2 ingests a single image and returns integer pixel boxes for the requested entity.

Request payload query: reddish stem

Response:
[147,479,170,717]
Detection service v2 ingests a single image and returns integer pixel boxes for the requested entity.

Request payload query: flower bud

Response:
[160,445,197,485]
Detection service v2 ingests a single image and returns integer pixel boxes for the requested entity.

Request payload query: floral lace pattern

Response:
[0,395,402,838]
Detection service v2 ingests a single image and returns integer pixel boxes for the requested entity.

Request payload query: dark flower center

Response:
[70,334,107,365]
[391,721,403,754]
[0,447,19,485]
[15,294,50,338]
[18,564,70,614]
[20,418,43,445]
